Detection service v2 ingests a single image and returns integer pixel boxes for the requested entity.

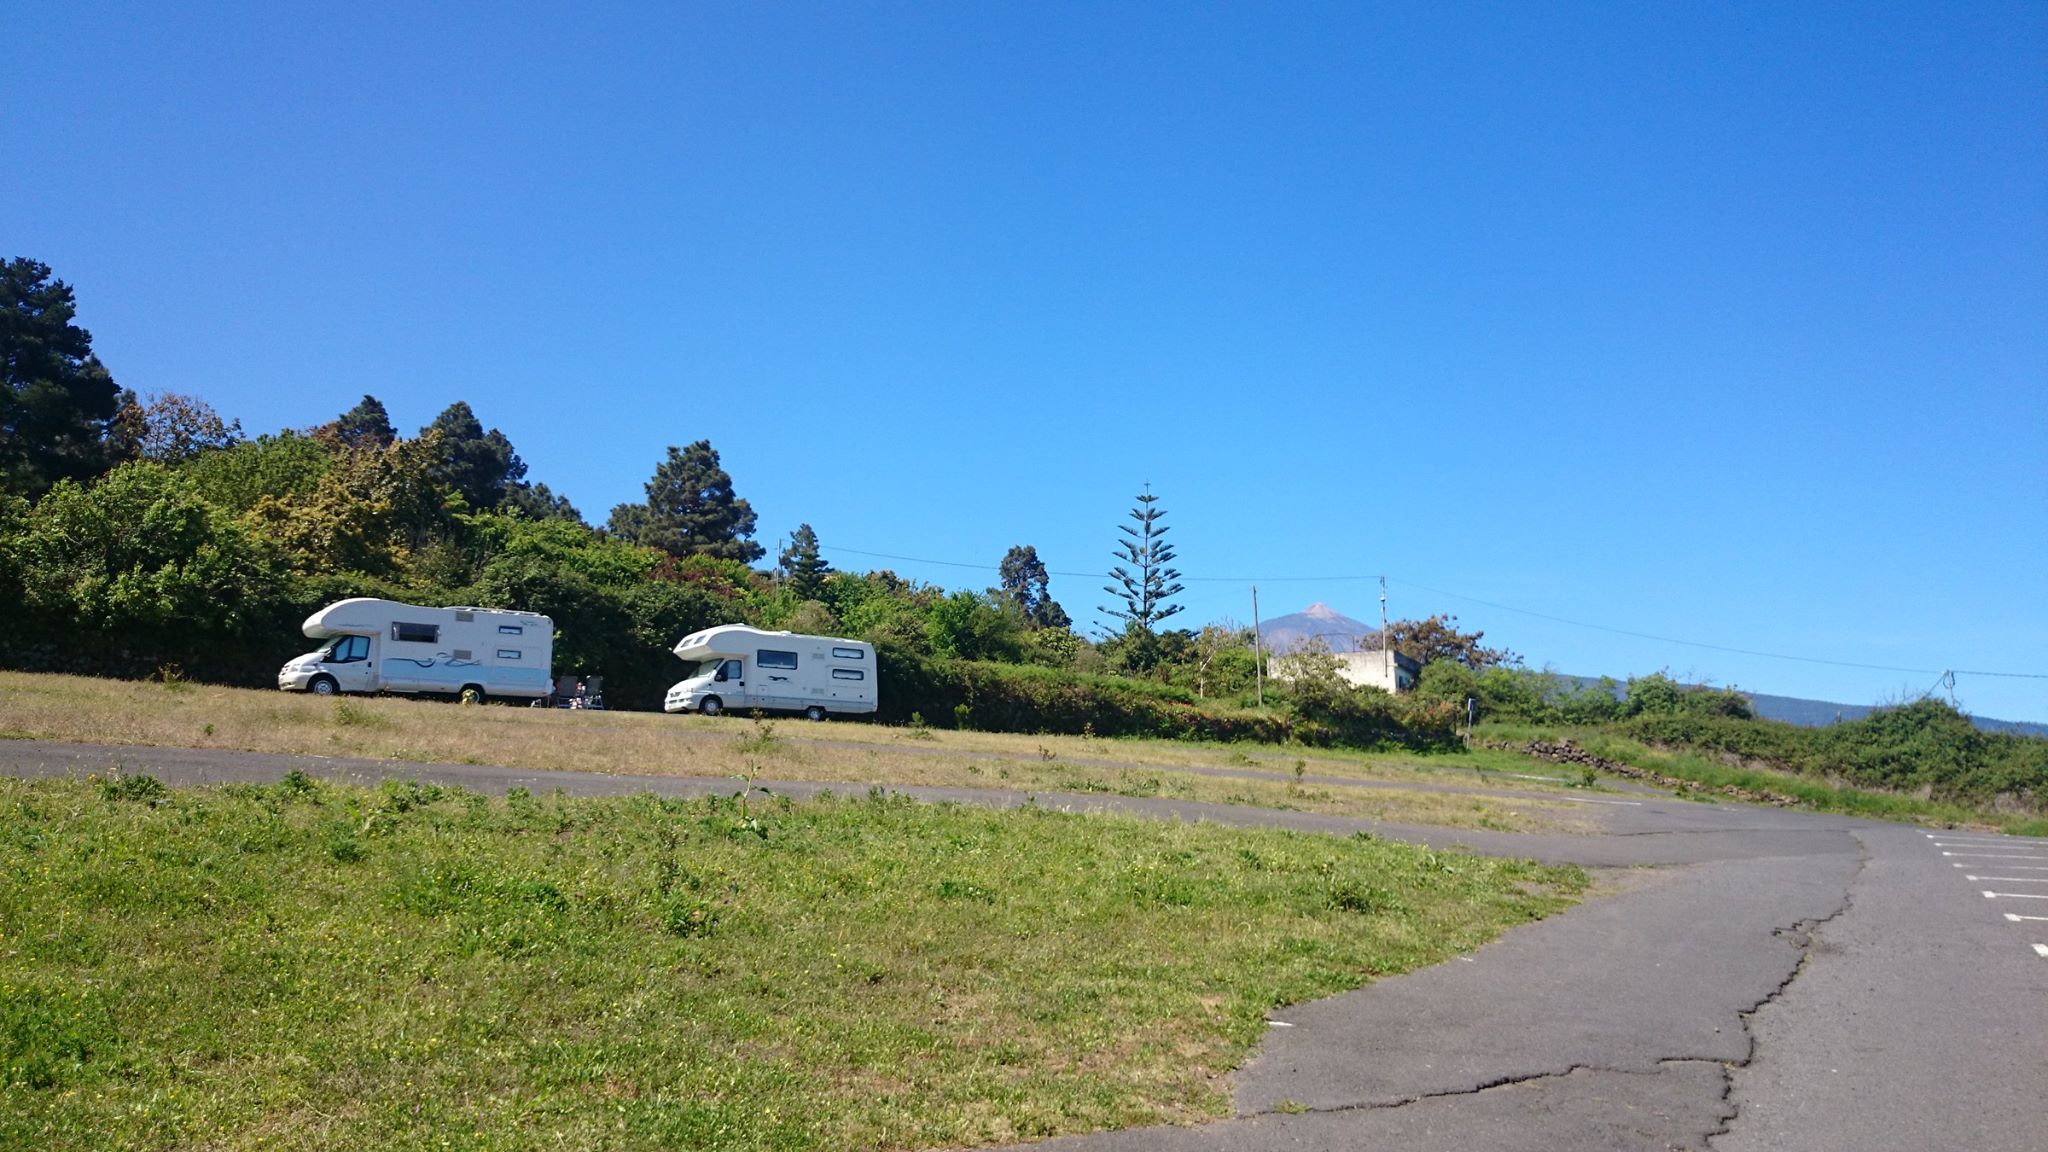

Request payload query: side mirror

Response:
[714,669,727,682]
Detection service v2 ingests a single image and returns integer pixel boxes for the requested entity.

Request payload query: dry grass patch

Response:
[0,672,1591,832]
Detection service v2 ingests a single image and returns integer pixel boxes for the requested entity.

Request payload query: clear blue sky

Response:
[7,2,2044,719]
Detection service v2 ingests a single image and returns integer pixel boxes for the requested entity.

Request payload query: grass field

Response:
[0,775,1586,1150]
[0,673,1597,834]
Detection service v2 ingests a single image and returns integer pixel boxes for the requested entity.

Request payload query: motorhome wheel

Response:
[309,675,338,696]
[459,685,485,705]
[804,706,826,721]
[699,696,723,716]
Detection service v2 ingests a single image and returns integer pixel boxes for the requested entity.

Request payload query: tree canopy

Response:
[1000,544,1070,630]
[608,441,763,562]
[422,401,526,511]
[0,257,131,496]
[779,523,831,601]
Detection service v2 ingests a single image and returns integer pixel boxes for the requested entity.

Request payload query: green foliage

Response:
[15,462,291,635]
[178,431,331,514]
[1000,544,1070,630]
[1,259,134,498]
[1100,486,1184,652]
[777,522,831,601]
[420,401,525,511]
[925,589,1026,662]
[326,394,395,449]
[607,440,764,562]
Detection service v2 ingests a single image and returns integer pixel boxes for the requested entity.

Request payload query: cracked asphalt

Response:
[3,739,2044,1150]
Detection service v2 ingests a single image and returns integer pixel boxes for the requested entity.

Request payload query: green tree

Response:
[999,544,1071,629]
[607,441,763,562]
[179,431,332,514]
[15,461,289,634]
[778,523,831,601]
[0,258,132,496]
[1382,614,1518,670]
[502,480,582,524]
[925,590,1026,662]
[1100,486,1184,666]
[421,401,526,510]
[329,395,396,449]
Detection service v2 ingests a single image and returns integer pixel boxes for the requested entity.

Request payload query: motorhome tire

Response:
[309,676,338,697]
[804,706,826,722]
[699,697,723,716]
[459,685,485,706]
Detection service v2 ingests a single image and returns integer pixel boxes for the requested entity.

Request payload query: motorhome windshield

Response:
[678,659,718,680]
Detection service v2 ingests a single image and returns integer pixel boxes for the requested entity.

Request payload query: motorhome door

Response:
[324,634,377,693]
[715,657,747,709]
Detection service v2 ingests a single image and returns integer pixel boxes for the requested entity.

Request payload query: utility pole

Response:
[1379,575,1391,688]
[1252,584,1265,709]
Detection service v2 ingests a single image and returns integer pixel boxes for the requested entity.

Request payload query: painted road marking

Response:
[1954,862,2048,870]
[1942,852,2048,860]
[2005,913,2048,923]
[1539,796,1645,807]
[1927,832,2048,845]
[1965,875,2048,883]
[1982,891,2048,900]
[2035,945,2048,959]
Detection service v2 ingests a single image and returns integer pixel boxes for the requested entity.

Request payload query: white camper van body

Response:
[664,624,877,719]
[277,598,553,702]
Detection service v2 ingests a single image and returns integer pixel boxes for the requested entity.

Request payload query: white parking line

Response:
[2035,944,2048,959]
[1943,852,2048,860]
[1964,875,2048,883]
[1955,862,2048,870]
[1927,832,2048,846]
[2005,913,2048,923]
[1982,891,2048,900]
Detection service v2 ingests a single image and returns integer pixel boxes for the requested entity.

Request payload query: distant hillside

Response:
[1550,674,2048,738]
[1257,603,1375,654]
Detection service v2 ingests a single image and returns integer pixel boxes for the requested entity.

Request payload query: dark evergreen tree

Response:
[332,395,396,449]
[0,258,131,496]
[503,480,583,524]
[779,523,832,601]
[1000,544,1071,630]
[607,440,763,562]
[1100,485,1185,640]
[421,401,526,510]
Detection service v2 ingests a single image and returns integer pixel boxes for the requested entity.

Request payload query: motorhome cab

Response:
[277,598,554,704]
[664,624,877,720]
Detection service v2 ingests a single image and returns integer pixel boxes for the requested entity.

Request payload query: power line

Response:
[818,545,2048,681]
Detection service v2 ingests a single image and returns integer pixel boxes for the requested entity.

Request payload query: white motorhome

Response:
[277,598,554,704]
[664,624,877,720]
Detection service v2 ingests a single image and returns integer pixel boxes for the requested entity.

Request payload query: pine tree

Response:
[607,440,764,562]
[1100,486,1185,636]
[779,523,832,601]
[331,395,396,449]
[421,401,526,510]
[1000,544,1071,630]
[0,258,131,496]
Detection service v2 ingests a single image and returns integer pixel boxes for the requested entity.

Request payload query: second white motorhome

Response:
[664,624,877,720]
[277,598,554,704]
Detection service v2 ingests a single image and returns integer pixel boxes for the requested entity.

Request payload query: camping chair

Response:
[580,676,604,710]
[552,674,579,708]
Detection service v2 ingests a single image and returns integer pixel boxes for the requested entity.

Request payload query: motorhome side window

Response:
[832,646,865,660]
[497,624,523,635]
[329,636,369,662]
[393,622,439,644]
[757,649,798,670]
[832,668,864,680]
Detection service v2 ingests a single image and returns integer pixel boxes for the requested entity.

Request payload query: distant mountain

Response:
[1256,602,1376,654]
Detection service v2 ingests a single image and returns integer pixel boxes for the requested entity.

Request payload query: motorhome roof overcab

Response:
[664,624,877,720]
[278,598,554,704]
